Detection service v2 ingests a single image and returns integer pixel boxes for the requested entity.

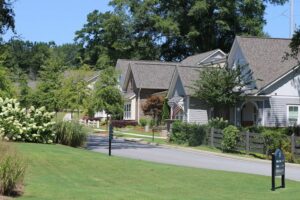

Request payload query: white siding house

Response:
[228,36,300,127]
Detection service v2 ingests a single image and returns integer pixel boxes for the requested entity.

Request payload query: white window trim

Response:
[124,103,132,120]
[287,105,300,126]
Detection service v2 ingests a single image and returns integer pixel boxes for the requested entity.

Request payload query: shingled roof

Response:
[181,49,226,66]
[176,66,203,96]
[128,61,177,90]
[234,36,299,91]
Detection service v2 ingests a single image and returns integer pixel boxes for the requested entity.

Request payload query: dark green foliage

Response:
[193,65,254,110]
[109,0,286,61]
[139,118,149,127]
[92,67,124,119]
[0,0,15,35]
[208,117,229,130]
[54,121,87,147]
[221,125,240,152]
[0,66,14,98]
[2,40,52,79]
[161,98,170,122]
[75,11,140,69]
[18,73,31,108]
[286,28,300,64]
[170,121,207,146]
[262,129,287,154]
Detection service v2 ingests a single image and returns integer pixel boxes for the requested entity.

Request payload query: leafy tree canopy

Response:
[75,0,288,67]
[93,67,123,118]
[192,65,255,109]
[0,0,15,34]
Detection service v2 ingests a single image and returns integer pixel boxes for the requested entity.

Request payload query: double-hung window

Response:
[124,103,131,119]
[287,105,299,126]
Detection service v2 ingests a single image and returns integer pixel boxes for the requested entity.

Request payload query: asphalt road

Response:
[86,135,300,182]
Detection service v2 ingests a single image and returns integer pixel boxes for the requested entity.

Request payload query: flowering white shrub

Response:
[0,98,56,144]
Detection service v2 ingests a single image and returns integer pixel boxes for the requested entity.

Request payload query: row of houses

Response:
[115,36,300,128]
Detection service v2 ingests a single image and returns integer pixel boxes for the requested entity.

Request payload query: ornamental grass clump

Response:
[0,98,56,144]
[0,141,26,196]
[55,121,87,147]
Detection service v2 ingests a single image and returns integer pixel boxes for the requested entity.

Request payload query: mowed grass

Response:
[15,143,300,200]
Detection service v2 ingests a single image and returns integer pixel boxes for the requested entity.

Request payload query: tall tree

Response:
[109,0,287,61]
[93,67,123,118]
[18,72,31,108]
[32,57,64,112]
[288,29,300,64]
[0,0,15,35]
[1,40,52,79]
[192,65,254,117]
[75,11,144,69]
[0,65,14,98]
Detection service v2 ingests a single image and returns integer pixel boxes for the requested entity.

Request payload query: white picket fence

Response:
[79,119,100,128]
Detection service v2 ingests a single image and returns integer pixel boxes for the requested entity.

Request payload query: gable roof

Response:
[233,36,299,92]
[177,66,201,95]
[115,59,131,77]
[181,49,226,66]
[167,66,203,98]
[123,61,177,90]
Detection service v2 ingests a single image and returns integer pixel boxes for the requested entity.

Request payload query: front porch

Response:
[230,96,269,127]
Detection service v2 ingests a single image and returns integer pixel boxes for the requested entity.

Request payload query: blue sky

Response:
[3,0,299,45]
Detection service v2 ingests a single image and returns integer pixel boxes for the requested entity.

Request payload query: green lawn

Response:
[15,143,300,200]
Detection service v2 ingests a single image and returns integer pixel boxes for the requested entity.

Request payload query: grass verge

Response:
[15,143,300,200]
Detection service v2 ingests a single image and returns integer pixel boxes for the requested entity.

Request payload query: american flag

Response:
[172,103,183,118]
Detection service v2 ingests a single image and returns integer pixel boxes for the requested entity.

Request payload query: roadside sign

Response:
[272,149,285,191]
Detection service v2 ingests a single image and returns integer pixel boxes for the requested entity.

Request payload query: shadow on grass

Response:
[86,135,159,151]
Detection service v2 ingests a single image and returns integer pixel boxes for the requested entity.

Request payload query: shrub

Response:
[188,124,207,146]
[170,121,189,144]
[150,119,156,128]
[54,121,87,147]
[139,118,149,127]
[111,120,138,128]
[222,125,240,152]
[0,98,56,144]
[170,121,207,146]
[246,126,264,133]
[262,129,288,155]
[0,141,26,196]
[208,117,229,130]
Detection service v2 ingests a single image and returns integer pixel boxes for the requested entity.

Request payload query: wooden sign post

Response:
[272,149,285,191]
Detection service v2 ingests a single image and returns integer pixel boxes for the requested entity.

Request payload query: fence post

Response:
[291,133,295,159]
[210,127,214,147]
[246,131,250,155]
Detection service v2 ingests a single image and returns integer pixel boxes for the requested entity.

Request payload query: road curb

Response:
[157,144,300,168]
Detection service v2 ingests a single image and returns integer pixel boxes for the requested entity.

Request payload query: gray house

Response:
[166,50,227,124]
[116,49,226,122]
[228,36,300,127]
[167,66,210,124]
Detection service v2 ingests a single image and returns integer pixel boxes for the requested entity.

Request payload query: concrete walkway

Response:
[86,135,300,182]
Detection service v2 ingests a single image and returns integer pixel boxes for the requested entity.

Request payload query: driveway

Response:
[86,135,300,182]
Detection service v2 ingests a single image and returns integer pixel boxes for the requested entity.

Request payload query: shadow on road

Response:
[86,135,158,150]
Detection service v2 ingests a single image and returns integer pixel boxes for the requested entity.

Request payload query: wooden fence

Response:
[209,128,300,158]
[208,128,265,154]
